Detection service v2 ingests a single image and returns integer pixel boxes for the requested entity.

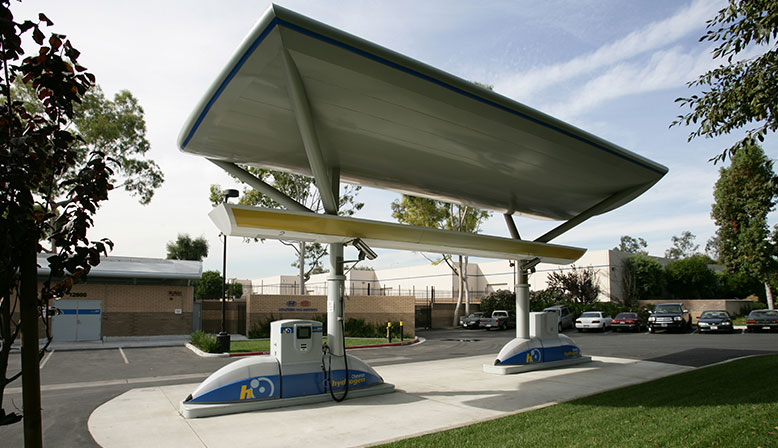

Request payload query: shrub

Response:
[247,314,275,339]
[547,265,601,303]
[480,290,515,315]
[190,331,219,353]
[623,254,666,302]
[716,271,763,300]
[665,255,718,299]
[530,288,565,311]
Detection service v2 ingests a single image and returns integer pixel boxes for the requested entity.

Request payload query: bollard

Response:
[386,321,392,343]
[400,321,404,342]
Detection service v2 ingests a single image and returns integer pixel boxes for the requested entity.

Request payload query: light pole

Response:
[217,189,239,353]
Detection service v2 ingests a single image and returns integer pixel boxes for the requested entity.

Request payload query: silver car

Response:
[543,305,574,332]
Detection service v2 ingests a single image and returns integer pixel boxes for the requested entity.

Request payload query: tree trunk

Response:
[463,256,470,315]
[298,242,306,295]
[765,278,775,310]
[0,287,11,416]
[20,244,43,447]
[452,255,463,327]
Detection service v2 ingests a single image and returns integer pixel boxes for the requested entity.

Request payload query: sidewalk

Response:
[88,354,692,448]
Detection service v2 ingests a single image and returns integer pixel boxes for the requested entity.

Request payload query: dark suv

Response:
[648,302,691,333]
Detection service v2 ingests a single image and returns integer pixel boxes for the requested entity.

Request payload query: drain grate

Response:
[440,338,481,342]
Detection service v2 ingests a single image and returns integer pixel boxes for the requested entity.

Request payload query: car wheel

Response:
[576,328,582,333]
[558,323,562,333]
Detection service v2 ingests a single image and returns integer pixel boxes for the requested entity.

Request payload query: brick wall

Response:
[201,299,246,334]
[35,282,194,337]
[246,295,415,336]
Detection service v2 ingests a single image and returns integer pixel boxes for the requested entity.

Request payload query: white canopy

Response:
[179,4,666,233]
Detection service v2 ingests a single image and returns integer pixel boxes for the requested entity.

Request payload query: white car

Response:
[575,311,612,332]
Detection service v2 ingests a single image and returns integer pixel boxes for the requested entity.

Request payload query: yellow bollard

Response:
[400,321,404,342]
[386,321,392,343]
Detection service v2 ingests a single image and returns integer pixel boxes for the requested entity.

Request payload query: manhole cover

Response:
[440,338,481,342]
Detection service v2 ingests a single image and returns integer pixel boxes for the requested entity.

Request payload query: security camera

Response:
[351,238,377,260]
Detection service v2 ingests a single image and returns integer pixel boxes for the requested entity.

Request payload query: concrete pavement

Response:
[88,354,692,447]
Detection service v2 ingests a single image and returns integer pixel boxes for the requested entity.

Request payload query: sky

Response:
[13,0,777,280]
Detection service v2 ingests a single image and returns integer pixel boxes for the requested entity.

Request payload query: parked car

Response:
[462,312,485,329]
[745,309,778,333]
[647,302,691,333]
[543,305,574,332]
[611,312,645,332]
[575,311,612,332]
[697,310,735,333]
[481,310,515,331]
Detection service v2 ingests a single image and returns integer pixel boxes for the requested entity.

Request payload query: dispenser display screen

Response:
[297,326,311,339]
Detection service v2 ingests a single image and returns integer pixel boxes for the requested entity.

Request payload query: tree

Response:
[613,235,648,254]
[480,290,515,316]
[166,234,209,261]
[672,0,778,163]
[664,231,700,260]
[15,77,162,206]
[665,255,718,299]
[195,270,242,300]
[711,144,777,308]
[705,235,721,262]
[0,3,113,444]
[546,265,601,303]
[622,254,666,304]
[210,168,362,294]
[391,194,490,325]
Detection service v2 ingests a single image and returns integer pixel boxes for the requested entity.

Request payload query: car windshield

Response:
[701,311,727,319]
[544,308,561,315]
[654,304,682,314]
[469,313,484,318]
[615,313,636,319]
[750,310,778,317]
[580,312,601,318]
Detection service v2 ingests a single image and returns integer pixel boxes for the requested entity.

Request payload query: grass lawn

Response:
[379,354,778,447]
[230,337,401,353]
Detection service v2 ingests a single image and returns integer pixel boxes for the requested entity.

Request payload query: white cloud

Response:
[494,0,724,101]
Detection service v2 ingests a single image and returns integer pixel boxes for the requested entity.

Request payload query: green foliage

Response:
[711,144,776,302]
[623,254,666,303]
[547,266,601,303]
[665,255,718,299]
[247,314,276,339]
[716,270,764,300]
[613,235,648,254]
[529,289,566,311]
[166,233,209,261]
[672,0,778,163]
[195,270,241,299]
[0,3,115,427]
[664,231,700,260]
[480,290,516,316]
[189,331,219,353]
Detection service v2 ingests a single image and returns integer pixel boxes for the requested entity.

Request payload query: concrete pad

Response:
[89,355,693,448]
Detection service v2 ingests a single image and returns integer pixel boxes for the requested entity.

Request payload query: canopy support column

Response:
[535,185,647,243]
[281,48,337,215]
[208,159,313,213]
[516,268,529,339]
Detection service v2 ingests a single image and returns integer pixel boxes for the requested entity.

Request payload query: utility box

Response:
[530,311,559,339]
[270,319,323,365]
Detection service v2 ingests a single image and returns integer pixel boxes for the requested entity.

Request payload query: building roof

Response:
[178,4,667,221]
[36,255,202,280]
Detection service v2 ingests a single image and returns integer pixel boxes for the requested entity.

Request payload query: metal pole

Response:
[516,268,529,339]
[327,243,345,356]
[217,232,230,352]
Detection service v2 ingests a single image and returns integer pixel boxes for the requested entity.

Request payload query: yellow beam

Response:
[210,205,585,264]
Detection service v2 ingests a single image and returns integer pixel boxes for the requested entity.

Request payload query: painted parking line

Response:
[118,347,129,364]
[5,372,211,395]
[40,349,54,369]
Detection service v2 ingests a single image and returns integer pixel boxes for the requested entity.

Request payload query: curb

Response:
[186,337,422,358]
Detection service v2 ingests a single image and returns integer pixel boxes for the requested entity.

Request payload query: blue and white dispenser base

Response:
[484,312,591,375]
[181,319,393,418]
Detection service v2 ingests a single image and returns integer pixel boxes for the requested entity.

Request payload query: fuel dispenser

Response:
[181,319,393,418]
